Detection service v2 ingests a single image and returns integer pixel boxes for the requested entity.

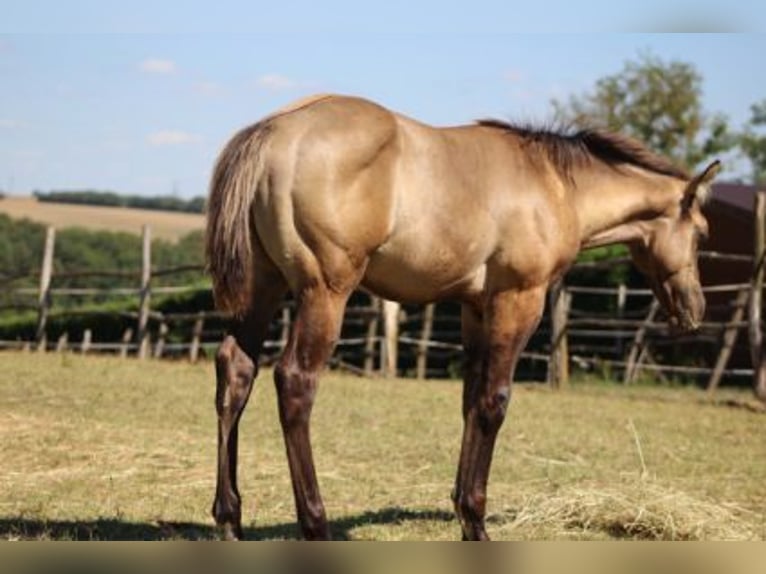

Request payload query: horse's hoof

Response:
[461,527,490,541]
[220,522,243,541]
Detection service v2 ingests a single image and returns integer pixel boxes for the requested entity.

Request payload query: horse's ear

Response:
[683,159,721,210]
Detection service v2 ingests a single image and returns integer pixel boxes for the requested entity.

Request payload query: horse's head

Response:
[628,160,721,333]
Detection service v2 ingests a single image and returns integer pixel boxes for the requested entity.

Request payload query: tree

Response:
[552,53,734,170]
[740,100,766,184]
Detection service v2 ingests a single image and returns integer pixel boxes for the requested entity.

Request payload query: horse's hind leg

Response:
[452,302,489,540]
[212,274,287,540]
[274,283,352,540]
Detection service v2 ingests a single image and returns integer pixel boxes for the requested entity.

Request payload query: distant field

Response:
[0,352,763,541]
[0,196,204,241]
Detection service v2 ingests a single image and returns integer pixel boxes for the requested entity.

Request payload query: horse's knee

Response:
[274,361,316,429]
[477,386,511,434]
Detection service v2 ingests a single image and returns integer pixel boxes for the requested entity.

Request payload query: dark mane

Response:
[477,119,690,181]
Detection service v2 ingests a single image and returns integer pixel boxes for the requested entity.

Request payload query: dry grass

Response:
[0,352,763,541]
[0,196,204,241]
[497,482,760,540]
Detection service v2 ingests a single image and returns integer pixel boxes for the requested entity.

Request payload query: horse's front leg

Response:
[452,286,546,541]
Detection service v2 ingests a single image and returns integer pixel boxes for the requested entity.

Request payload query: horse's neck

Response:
[575,167,683,250]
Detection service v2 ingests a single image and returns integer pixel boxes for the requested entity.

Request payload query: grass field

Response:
[0,196,204,241]
[0,352,763,541]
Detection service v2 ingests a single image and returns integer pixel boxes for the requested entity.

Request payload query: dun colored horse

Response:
[205,94,720,540]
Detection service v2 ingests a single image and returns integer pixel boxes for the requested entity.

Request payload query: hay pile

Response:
[495,480,761,540]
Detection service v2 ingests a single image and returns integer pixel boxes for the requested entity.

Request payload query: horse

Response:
[205,94,719,541]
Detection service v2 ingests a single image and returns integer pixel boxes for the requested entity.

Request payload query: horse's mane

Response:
[477,119,690,181]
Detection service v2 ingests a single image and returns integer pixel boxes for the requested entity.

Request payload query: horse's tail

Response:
[205,121,273,317]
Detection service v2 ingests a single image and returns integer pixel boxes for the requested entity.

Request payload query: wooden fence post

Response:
[35,226,56,352]
[154,320,168,359]
[616,283,627,356]
[382,300,400,378]
[623,298,660,384]
[707,286,749,395]
[81,329,92,354]
[137,225,152,359]
[364,297,380,376]
[120,328,134,358]
[55,332,68,353]
[749,191,766,401]
[416,303,435,380]
[547,282,570,389]
[279,306,290,351]
[189,312,205,363]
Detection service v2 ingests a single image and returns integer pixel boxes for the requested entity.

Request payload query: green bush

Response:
[0,215,209,346]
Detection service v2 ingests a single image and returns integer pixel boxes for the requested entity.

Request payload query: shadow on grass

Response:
[0,507,456,541]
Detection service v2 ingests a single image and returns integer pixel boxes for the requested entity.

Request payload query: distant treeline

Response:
[33,190,206,214]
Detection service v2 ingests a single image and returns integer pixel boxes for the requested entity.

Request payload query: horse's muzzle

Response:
[669,284,705,334]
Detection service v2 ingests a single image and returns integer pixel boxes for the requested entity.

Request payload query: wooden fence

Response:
[2,194,766,400]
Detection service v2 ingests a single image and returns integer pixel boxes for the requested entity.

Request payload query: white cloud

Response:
[140,58,177,74]
[194,81,225,96]
[256,74,296,91]
[504,69,525,83]
[147,130,202,146]
[0,119,20,128]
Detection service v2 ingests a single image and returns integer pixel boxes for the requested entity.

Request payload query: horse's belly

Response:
[362,247,485,304]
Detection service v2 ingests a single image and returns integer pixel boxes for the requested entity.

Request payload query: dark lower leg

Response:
[212,335,256,540]
[211,276,287,540]
[453,398,509,541]
[452,303,491,540]
[275,363,329,540]
[453,289,544,541]
[275,289,348,540]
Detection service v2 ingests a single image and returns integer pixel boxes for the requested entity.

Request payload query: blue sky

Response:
[1,18,764,197]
